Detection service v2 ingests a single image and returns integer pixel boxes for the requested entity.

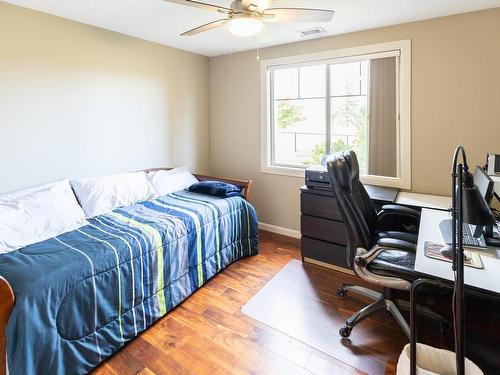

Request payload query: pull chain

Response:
[256,30,260,61]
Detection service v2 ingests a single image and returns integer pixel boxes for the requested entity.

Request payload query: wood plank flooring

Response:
[93,231,408,375]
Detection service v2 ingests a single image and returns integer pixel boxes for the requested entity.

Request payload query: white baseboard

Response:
[258,222,301,239]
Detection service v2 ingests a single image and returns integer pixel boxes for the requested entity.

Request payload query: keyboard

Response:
[439,219,487,249]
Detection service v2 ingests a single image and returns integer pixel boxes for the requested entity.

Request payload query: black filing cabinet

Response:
[300,185,399,271]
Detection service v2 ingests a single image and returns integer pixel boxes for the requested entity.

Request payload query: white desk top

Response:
[415,208,500,295]
[396,192,451,211]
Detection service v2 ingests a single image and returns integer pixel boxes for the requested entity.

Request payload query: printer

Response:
[305,165,331,190]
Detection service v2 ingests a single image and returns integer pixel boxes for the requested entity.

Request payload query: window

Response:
[261,40,411,189]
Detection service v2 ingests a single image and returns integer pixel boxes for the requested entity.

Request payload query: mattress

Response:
[0,190,258,374]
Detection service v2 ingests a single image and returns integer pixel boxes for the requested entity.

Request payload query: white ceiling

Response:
[4,0,500,57]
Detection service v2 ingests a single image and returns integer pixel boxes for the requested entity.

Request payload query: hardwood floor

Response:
[93,231,407,375]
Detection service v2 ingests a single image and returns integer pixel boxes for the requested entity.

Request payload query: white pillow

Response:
[71,171,155,218]
[0,180,87,254]
[147,167,198,196]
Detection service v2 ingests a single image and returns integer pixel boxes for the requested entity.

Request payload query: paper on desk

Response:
[424,241,484,269]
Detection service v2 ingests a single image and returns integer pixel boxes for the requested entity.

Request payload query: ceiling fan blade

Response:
[181,19,228,36]
[263,8,335,23]
[163,0,231,14]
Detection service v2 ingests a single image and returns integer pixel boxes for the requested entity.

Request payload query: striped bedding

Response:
[0,190,258,375]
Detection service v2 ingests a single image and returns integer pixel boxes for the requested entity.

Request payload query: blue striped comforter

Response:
[0,191,258,374]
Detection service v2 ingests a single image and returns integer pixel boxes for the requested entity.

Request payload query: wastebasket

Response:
[396,343,484,375]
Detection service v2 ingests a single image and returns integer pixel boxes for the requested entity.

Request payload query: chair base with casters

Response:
[336,284,449,338]
[336,245,449,339]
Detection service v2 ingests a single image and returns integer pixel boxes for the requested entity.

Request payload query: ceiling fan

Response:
[164,0,335,37]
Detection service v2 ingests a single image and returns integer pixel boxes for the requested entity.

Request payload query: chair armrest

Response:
[353,246,412,291]
[377,231,418,244]
[379,204,421,218]
[377,205,421,228]
[377,238,417,253]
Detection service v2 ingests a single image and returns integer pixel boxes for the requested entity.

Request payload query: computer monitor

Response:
[473,166,494,205]
[473,166,499,245]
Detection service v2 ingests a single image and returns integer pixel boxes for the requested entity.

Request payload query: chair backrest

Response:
[326,151,377,267]
[343,152,378,232]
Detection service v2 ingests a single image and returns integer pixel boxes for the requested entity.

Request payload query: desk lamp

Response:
[445,146,496,375]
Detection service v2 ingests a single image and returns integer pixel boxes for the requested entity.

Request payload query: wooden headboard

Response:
[143,168,253,201]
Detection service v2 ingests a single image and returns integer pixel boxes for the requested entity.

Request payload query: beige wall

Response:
[2,3,498,229]
[209,8,500,232]
[0,2,210,194]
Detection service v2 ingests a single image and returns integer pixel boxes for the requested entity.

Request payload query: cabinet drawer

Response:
[301,236,349,269]
[301,215,347,245]
[301,192,342,221]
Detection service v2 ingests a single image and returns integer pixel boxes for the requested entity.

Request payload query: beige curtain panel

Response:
[368,57,398,177]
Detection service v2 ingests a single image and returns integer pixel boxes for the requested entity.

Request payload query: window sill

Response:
[361,175,411,190]
[261,165,305,178]
[261,164,411,189]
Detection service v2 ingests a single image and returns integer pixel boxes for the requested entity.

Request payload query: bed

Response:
[0,172,258,375]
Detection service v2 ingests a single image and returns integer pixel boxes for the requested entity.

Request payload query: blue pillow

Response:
[188,180,243,197]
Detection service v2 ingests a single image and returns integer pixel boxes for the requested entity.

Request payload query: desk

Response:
[415,208,500,295]
[396,192,451,211]
[411,208,500,374]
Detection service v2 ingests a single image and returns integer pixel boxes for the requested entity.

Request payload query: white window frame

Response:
[260,39,412,189]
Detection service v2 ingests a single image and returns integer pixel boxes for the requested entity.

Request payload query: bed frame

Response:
[0,277,14,375]
[0,170,252,375]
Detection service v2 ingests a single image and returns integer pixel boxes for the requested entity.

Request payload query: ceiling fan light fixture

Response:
[227,14,263,37]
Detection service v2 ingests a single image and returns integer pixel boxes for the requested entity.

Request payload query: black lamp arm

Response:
[450,146,468,271]
[450,145,469,375]
[451,146,469,177]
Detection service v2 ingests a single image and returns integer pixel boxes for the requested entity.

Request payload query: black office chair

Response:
[327,151,446,338]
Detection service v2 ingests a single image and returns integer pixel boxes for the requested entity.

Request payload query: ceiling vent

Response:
[297,27,326,38]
